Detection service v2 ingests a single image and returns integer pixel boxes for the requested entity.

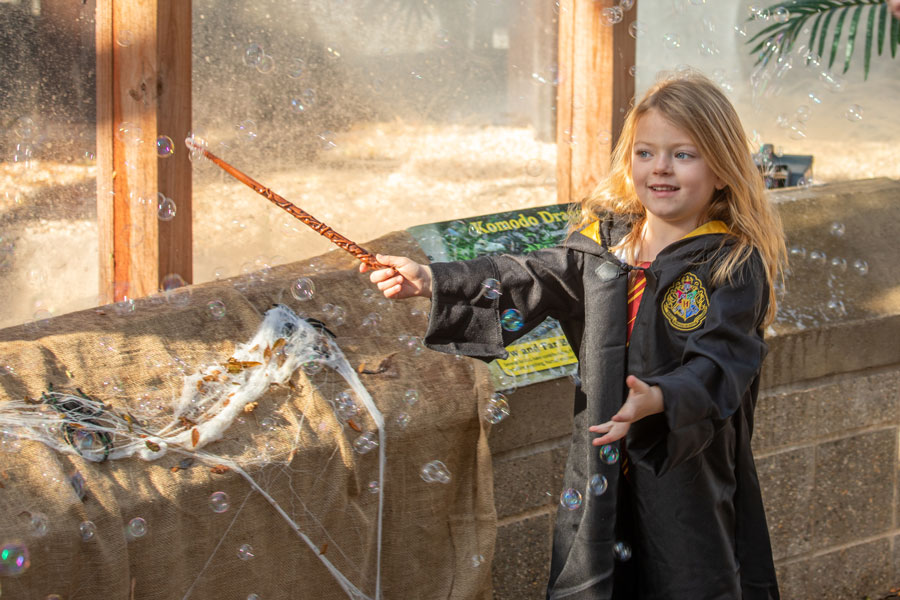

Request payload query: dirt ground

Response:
[1,121,898,330]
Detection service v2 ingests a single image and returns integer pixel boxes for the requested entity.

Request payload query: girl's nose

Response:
[653,155,672,173]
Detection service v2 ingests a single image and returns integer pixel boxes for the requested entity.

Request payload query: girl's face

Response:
[631,108,724,231]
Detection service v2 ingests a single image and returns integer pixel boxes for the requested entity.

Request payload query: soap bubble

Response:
[628,21,645,39]
[368,481,380,494]
[127,517,147,538]
[30,512,49,537]
[290,277,316,301]
[288,58,305,79]
[483,392,510,424]
[235,121,256,144]
[525,159,543,177]
[334,390,358,420]
[248,595,260,600]
[158,196,177,221]
[619,0,635,9]
[208,300,227,319]
[560,488,583,510]
[80,521,97,541]
[243,43,264,67]
[601,6,623,25]
[395,412,411,429]
[664,33,681,49]
[629,65,637,77]
[809,250,827,265]
[589,474,608,496]
[613,541,632,561]
[501,309,524,332]
[156,135,175,157]
[185,132,208,161]
[789,246,807,259]
[256,54,275,74]
[844,104,863,121]
[772,7,789,22]
[404,389,420,406]
[321,303,346,326]
[808,91,822,105]
[471,554,485,567]
[600,444,619,465]
[852,259,869,276]
[353,432,378,454]
[238,543,255,560]
[829,257,847,271]
[13,116,35,139]
[420,460,451,484]
[117,30,134,47]
[361,312,381,332]
[0,543,30,575]
[209,491,230,513]
[826,298,847,316]
[481,278,502,299]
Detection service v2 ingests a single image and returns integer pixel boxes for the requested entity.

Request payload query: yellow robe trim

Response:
[578,219,729,246]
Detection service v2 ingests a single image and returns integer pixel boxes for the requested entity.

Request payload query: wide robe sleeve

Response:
[424,248,584,360]
[628,253,769,475]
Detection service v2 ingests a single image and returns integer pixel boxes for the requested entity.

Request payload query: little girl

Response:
[363,73,786,599]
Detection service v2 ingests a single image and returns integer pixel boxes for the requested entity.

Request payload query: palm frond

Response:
[748,0,893,81]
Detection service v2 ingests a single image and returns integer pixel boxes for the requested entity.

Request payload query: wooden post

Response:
[96,0,191,304]
[556,0,636,205]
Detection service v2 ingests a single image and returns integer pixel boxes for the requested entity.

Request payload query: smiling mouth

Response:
[649,185,680,192]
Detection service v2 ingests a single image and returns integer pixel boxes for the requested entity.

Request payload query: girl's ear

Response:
[714,176,727,191]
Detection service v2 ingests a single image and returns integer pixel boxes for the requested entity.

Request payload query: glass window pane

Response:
[0,0,98,328]
[192,0,559,283]
[634,2,899,184]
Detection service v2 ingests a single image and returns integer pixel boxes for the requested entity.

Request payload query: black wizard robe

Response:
[423,213,780,600]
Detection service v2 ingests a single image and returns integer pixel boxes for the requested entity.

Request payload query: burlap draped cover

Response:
[0,231,496,599]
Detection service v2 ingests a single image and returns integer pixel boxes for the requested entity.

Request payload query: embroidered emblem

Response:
[661,272,709,332]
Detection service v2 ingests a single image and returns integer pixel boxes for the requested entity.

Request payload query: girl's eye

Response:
[675,152,693,159]
[635,150,650,158]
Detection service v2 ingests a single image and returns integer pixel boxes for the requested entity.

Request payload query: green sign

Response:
[407,204,579,390]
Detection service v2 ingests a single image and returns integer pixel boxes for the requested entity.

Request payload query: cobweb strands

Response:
[0,304,386,599]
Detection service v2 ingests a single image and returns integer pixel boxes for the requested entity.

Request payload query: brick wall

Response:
[489,178,900,599]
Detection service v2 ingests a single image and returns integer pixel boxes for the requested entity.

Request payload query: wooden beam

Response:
[96,0,115,303]
[96,0,192,303]
[556,0,636,206]
[157,0,192,286]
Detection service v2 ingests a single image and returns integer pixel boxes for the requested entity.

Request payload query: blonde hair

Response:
[571,72,787,326]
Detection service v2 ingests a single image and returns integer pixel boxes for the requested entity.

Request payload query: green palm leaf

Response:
[842,5,863,73]
[864,4,875,77]
[748,0,893,81]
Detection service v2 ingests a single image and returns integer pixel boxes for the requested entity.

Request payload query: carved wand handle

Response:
[196,146,386,270]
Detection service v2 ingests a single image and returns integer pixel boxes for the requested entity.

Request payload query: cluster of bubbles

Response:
[777,220,870,328]
[243,43,275,74]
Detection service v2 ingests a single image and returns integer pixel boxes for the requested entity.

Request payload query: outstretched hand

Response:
[360,254,433,299]
[589,375,664,446]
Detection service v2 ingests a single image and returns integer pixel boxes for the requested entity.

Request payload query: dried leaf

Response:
[264,345,273,362]
[357,352,399,375]
[347,419,362,432]
[210,464,229,474]
[319,542,328,555]
[243,401,259,414]
[191,428,200,447]
[179,416,196,428]
[145,440,161,452]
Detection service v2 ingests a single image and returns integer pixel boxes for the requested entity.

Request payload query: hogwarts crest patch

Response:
[661,272,709,331]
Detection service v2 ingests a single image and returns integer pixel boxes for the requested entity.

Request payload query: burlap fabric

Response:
[0,231,496,599]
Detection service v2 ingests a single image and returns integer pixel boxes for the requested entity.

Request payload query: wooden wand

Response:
[192,143,386,270]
